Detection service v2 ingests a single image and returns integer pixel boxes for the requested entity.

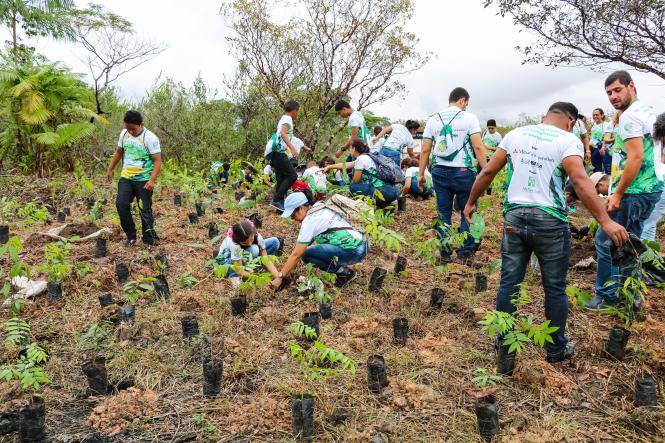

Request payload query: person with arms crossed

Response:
[107,110,162,247]
[418,87,488,262]
[586,71,663,309]
[464,101,628,364]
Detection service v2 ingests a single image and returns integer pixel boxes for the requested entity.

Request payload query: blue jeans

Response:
[431,166,476,256]
[303,241,368,273]
[407,177,433,198]
[221,237,280,278]
[601,148,612,174]
[380,147,401,167]
[595,192,661,301]
[590,148,603,173]
[641,191,665,241]
[497,208,571,357]
[349,182,400,208]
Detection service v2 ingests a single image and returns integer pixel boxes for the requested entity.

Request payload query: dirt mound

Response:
[85,388,160,436]
[514,359,574,395]
[390,378,438,410]
[225,396,290,435]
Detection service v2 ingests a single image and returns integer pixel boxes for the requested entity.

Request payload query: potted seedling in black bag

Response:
[118,277,154,322]
[296,265,336,320]
[600,275,647,361]
[478,283,560,376]
[39,239,74,303]
[469,368,502,441]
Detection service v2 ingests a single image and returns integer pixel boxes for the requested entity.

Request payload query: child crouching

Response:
[216,220,282,286]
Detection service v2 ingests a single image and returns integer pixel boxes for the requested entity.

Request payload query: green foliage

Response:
[479,282,559,354]
[0,237,31,303]
[15,202,48,225]
[3,317,30,347]
[123,276,155,304]
[77,322,111,351]
[362,207,405,253]
[40,239,73,281]
[471,367,502,392]
[0,59,99,175]
[287,321,357,380]
[602,276,646,327]
[0,357,50,390]
[296,264,335,304]
[178,271,199,289]
[566,286,592,310]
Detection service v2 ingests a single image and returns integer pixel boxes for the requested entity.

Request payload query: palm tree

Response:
[0,0,76,63]
[0,61,98,176]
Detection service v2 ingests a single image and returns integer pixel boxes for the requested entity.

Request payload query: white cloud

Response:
[2,0,663,124]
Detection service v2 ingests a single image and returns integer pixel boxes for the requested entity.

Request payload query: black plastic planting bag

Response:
[610,233,646,267]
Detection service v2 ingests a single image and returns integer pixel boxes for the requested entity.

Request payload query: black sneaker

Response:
[275,237,284,256]
[269,200,284,212]
[546,342,575,364]
[125,239,136,247]
[334,267,357,288]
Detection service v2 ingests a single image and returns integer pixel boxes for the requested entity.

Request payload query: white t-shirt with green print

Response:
[422,106,482,169]
[297,207,364,250]
[610,100,663,195]
[349,110,371,146]
[354,154,385,188]
[382,124,414,154]
[118,129,161,182]
[590,121,613,148]
[498,123,583,222]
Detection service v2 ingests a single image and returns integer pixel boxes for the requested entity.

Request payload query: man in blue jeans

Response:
[586,71,663,309]
[464,102,628,363]
[271,192,368,289]
[418,87,488,261]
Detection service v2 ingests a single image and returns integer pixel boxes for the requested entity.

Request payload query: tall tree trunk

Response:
[11,13,18,64]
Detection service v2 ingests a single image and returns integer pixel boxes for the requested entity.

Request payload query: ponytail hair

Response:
[351,137,369,155]
[229,219,256,244]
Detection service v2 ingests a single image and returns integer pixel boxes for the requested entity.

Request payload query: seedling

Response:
[470,367,502,397]
[287,321,357,380]
[0,319,50,391]
[78,322,112,351]
[178,271,200,289]
[41,239,75,282]
[602,276,646,326]
[479,283,559,354]
[296,264,336,304]
[566,286,592,310]
[123,276,155,304]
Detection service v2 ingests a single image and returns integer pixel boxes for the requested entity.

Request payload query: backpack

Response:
[308,193,370,233]
[366,152,405,184]
[433,110,470,162]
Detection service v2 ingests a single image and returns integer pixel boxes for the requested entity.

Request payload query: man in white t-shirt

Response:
[464,101,627,365]
[107,110,162,246]
[482,119,502,153]
[334,100,371,159]
[372,120,420,167]
[587,71,664,309]
[418,87,489,261]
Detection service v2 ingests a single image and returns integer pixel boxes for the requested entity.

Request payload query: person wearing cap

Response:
[271,192,368,289]
[587,71,663,310]
[463,101,628,365]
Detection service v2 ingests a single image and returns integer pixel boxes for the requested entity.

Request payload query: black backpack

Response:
[366,153,405,184]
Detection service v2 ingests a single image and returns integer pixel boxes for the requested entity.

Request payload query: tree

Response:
[0,60,98,175]
[221,0,426,149]
[484,0,665,80]
[70,4,166,115]
[0,0,76,63]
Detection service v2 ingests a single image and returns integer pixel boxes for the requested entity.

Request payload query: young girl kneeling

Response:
[216,220,282,286]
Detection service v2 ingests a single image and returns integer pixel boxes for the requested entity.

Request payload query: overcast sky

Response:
[8,0,664,124]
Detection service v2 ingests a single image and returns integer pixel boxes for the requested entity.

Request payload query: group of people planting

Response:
[106,69,664,366]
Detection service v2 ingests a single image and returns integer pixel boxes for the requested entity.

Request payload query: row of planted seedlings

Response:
[0,191,112,442]
[472,239,663,441]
